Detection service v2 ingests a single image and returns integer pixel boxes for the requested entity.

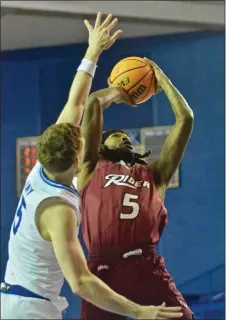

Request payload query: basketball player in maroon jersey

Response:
[78,59,194,320]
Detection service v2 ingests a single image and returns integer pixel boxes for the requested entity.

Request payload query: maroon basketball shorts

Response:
[81,249,194,320]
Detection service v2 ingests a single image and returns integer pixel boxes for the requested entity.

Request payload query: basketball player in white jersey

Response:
[1,12,183,320]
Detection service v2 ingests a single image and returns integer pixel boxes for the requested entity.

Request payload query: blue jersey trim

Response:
[0,283,50,301]
[39,166,79,197]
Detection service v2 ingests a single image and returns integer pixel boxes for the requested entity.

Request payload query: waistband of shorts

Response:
[88,244,158,262]
[0,282,50,301]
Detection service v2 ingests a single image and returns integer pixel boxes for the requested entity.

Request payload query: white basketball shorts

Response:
[1,293,62,319]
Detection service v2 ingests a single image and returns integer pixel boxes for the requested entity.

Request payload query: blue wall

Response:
[1,32,224,318]
[1,61,41,271]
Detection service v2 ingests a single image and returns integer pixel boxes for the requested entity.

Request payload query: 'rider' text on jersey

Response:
[104,174,150,189]
[80,159,167,252]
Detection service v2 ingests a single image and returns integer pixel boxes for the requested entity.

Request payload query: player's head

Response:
[100,129,151,165]
[37,123,84,176]
[102,129,133,150]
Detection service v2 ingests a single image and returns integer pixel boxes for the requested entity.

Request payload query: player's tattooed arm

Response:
[39,200,183,319]
[77,87,131,191]
[56,13,122,126]
[144,59,194,189]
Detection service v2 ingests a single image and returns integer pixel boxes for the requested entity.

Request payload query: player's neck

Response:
[43,168,73,187]
[118,160,132,168]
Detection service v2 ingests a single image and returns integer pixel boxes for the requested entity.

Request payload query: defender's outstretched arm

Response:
[56,13,122,126]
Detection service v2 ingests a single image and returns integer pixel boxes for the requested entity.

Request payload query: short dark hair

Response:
[37,123,83,173]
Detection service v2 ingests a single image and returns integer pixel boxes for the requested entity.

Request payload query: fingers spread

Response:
[94,12,102,28]
[106,18,118,32]
[103,30,122,50]
[101,13,113,28]
[110,30,122,42]
[84,20,93,33]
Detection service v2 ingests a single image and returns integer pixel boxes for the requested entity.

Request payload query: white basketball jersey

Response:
[4,162,81,310]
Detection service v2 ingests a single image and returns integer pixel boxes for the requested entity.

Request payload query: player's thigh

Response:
[81,298,127,320]
[1,293,62,319]
[116,258,194,320]
[137,263,194,320]
[157,280,194,320]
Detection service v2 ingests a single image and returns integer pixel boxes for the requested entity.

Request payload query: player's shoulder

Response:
[136,163,151,172]
[35,164,81,221]
[26,161,42,182]
[30,161,41,175]
[96,158,118,171]
[96,158,109,167]
[27,162,79,198]
[37,196,78,216]
[133,163,155,182]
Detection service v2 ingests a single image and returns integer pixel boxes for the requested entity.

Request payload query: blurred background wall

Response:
[1,1,225,319]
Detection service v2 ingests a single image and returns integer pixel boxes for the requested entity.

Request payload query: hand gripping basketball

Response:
[107,78,137,107]
[109,57,157,104]
[143,57,171,93]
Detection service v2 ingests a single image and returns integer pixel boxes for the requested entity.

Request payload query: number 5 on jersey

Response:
[13,196,26,235]
[120,193,140,220]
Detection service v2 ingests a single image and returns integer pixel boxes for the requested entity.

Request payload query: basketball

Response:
[109,57,156,104]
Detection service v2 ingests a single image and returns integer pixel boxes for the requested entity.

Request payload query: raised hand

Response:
[143,57,172,93]
[84,12,122,56]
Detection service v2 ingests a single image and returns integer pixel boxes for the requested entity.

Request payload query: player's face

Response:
[104,132,133,151]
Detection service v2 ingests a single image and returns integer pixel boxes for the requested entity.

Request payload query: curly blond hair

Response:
[37,123,83,173]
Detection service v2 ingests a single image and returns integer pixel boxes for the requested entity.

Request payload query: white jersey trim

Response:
[39,165,79,197]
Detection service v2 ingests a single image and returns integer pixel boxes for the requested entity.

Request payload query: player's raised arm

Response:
[145,58,194,190]
[56,13,122,126]
[77,87,133,191]
[39,199,183,319]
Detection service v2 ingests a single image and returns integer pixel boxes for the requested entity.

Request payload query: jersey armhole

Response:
[35,197,80,243]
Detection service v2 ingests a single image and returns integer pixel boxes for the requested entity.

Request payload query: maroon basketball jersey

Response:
[80,159,168,252]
